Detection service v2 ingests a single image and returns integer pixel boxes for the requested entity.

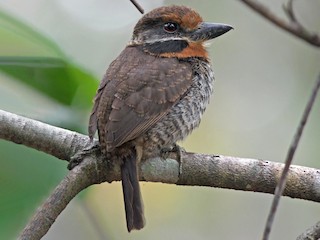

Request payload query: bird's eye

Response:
[163,22,178,33]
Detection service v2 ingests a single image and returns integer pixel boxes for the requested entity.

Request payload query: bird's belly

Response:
[142,62,214,158]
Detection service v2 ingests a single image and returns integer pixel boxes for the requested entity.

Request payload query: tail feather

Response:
[121,150,145,232]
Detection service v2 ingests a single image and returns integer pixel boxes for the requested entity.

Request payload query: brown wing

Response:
[89,46,193,152]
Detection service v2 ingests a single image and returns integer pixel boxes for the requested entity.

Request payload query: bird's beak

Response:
[190,22,233,42]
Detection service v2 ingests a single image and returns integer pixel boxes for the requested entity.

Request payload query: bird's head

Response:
[130,5,232,59]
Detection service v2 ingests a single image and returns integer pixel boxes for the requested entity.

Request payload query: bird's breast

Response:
[142,58,214,157]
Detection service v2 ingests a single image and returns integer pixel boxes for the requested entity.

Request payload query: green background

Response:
[0,0,320,239]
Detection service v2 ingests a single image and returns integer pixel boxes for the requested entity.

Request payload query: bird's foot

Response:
[68,140,100,170]
[160,143,186,162]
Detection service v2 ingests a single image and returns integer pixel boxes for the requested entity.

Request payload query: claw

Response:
[160,143,185,161]
[68,140,100,170]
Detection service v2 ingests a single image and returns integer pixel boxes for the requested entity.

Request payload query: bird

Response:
[88,5,232,232]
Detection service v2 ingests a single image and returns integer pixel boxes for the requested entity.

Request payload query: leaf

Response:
[0,10,98,107]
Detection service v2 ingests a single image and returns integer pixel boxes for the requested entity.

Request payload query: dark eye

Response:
[163,22,178,33]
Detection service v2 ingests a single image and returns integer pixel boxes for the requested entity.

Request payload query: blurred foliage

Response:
[0,57,97,108]
[0,9,98,108]
[0,8,98,240]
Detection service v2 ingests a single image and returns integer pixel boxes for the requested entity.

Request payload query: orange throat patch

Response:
[159,42,208,59]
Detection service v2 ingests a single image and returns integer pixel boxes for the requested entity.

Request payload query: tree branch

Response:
[18,150,320,239]
[297,221,320,240]
[239,0,320,47]
[0,109,89,160]
[18,155,106,240]
[1,109,320,239]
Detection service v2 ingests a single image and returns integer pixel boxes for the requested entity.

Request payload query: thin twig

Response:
[262,74,320,240]
[283,0,297,23]
[240,0,320,47]
[129,0,144,14]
